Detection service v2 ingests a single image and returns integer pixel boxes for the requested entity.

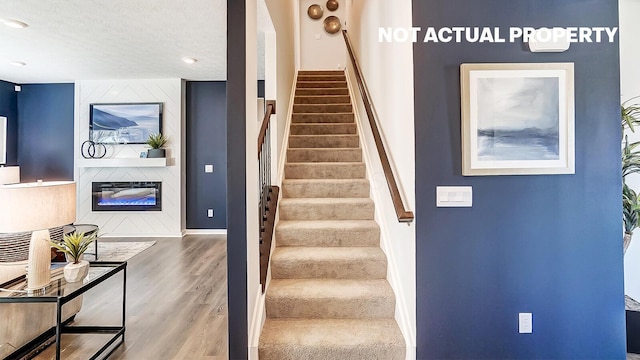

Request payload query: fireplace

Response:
[92,182,162,211]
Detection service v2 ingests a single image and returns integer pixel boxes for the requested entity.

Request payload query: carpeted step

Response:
[297,81,348,89]
[266,279,395,319]
[290,123,357,135]
[293,104,352,113]
[279,198,374,221]
[297,75,346,82]
[270,246,387,279]
[289,135,359,148]
[276,220,380,247]
[282,179,369,198]
[294,95,351,104]
[292,113,354,123]
[285,162,366,179]
[259,318,406,360]
[287,148,362,163]
[298,70,345,76]
[296,88,349,96]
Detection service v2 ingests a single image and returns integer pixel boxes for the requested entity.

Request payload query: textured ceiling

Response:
[0,0,234,83]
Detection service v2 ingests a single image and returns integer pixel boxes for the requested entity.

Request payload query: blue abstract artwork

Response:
[476,77,559,161]
[90,103,162,144]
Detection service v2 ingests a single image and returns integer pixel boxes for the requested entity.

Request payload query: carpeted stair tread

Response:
[259,318,406,360]
[290,123,357,135]
[296,81,348,89]
[285,162,366,179]
[297,75,346,82]
[289,134,359,148]
[282,178,369,198]
[298,70,345,75]
[287,148,362,163]
[271,246,387,279]
[276,220,380,247]
[266,279,395,319]
[294,95,351,104]
[279,197,375,221]
[292,112,354,123]
[296,88,350,96]
[293,104,352,113]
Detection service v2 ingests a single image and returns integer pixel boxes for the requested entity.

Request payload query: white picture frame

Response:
[461,63,575,176]
[0,116,6,165]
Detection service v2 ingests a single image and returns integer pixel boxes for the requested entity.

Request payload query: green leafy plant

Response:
[622,99,640,251]
[50,232,97,264]
[145,133,168,149]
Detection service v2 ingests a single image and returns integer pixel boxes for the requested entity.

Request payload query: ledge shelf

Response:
[77,158,170,168]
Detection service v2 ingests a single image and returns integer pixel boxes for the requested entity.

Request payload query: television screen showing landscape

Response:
[90,103,162,144]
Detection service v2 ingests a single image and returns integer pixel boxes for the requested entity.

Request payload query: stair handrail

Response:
[258,100,276,158]
[342,30,414,223]
[258,99,279,293]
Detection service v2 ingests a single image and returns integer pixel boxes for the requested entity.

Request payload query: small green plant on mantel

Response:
[145,133,168,158]
[622,97,640,253]
[50,232,97,264]
[145,133,168,149]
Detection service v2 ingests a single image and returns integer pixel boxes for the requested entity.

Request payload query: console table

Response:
[0,262,127,360]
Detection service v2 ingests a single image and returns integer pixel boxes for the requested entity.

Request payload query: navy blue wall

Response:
[186,81,227,229]
[17,84,74,182]
[413,1,625,359]
[0,80,18,165]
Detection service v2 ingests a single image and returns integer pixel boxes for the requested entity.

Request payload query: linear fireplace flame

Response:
[92,182,162,211]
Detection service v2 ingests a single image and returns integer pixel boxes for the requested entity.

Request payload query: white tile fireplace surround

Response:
[74,79,184,237]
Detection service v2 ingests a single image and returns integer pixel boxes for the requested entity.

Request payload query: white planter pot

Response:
[64,260,89,283]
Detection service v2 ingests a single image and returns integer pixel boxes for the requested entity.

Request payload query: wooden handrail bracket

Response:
[342,30,414,223]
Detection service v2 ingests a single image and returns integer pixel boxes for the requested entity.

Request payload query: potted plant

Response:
[145,133,168,158]
[50,231,97,282]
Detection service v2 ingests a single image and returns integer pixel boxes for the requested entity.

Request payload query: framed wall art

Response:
[460,63,575,176]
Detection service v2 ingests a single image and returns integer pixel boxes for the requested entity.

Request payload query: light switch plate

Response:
[205,164,214,173]
[519,313,532,334]
[436,186,472,207]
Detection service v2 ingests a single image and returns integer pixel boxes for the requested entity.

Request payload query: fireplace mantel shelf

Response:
[77,158,170,168]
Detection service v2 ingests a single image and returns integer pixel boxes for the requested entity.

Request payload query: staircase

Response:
[258,70,406,360]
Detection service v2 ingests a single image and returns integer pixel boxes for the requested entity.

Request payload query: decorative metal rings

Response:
[81,140,107,159]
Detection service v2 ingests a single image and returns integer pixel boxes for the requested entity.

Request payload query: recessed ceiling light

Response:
[9,61,26,67]
[2,19,29,29]
[182,57,198,64]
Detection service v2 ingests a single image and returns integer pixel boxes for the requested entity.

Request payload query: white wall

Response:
[621,0,640,301]
[73,79,184,237]
[246,0,262,358]
[299,0,346,70]
[265,0,298,170]
[346,0,416,358]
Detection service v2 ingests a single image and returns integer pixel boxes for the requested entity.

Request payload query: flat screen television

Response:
[90,103,163,144]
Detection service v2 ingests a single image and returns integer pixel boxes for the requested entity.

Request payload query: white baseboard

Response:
[181,229,228,236]
[276,72,299,186]
[100,233,183,238]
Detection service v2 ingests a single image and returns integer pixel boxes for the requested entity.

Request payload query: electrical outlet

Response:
[205,164,214,173]
[519,313,532,334]
[207,209,214,218]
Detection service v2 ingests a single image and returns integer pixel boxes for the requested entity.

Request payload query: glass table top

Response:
[0,262,124,300]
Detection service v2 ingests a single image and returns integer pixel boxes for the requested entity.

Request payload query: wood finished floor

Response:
[33,235,228,360]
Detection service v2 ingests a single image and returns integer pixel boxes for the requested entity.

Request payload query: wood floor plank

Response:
[32,235,228,360]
